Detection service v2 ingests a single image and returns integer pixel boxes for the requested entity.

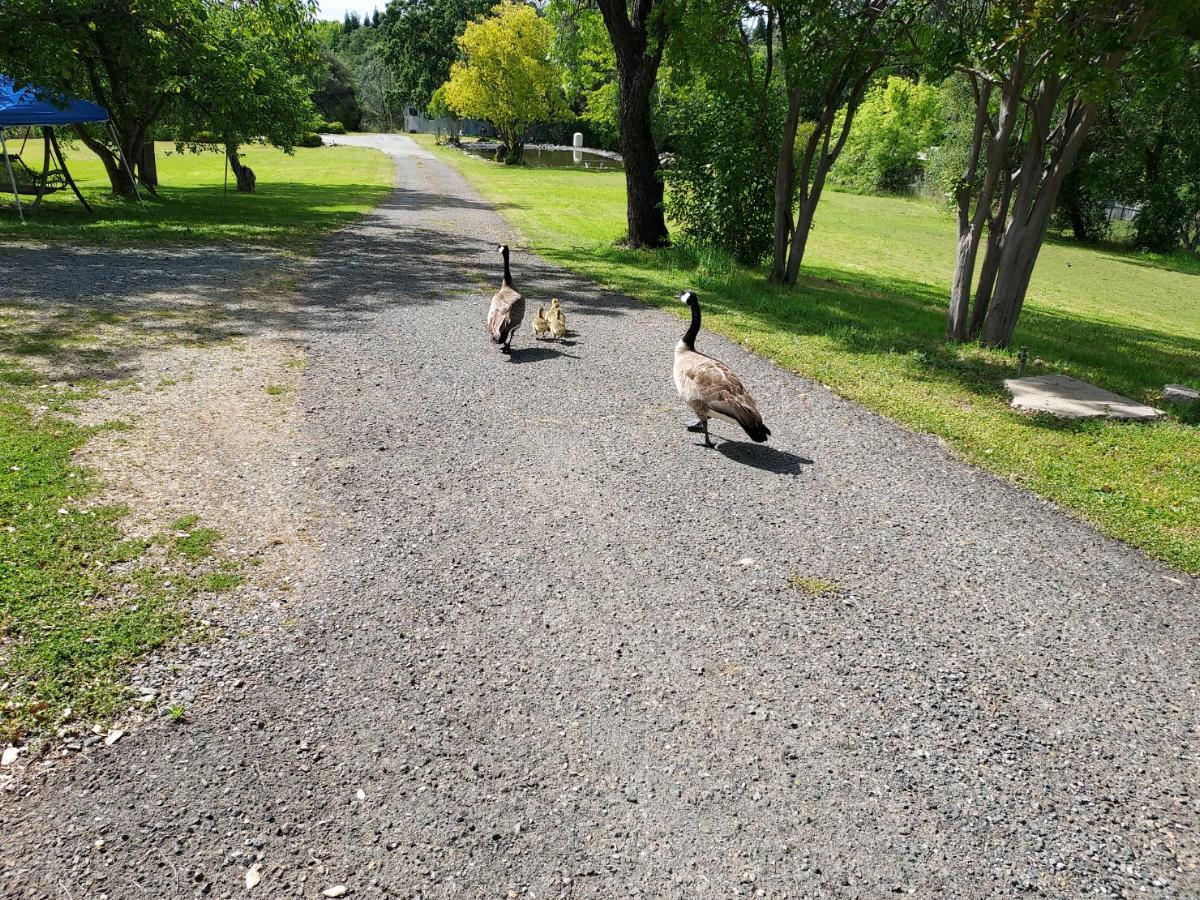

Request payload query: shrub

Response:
[321,121,347,134]
[831,76,945,195]
[664,82,779,265]
[298,132,324,148]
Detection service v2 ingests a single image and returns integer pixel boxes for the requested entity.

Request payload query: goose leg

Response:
[701,419,714,448]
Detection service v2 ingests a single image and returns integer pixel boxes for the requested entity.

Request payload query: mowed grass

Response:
[418,134,1200,574]
[0,140,393,247]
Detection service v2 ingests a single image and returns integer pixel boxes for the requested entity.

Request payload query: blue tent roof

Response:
[0,76,109,127]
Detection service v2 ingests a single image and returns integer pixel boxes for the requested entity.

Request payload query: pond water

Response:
[460,144,624,171]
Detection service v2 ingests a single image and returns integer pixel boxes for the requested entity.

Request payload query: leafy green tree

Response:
[830,76,944,195]
[0,0,321,198]
[427,84,461,143]
[337,25,404,131]
[168,0,322,193]
[661,0,781,262]
[380,0,492,111]
[314,52,365,132]
[443,2,567,164]
[768,0,923,284]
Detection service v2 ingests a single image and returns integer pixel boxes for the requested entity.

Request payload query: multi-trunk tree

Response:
[943,0,1198,347]
[769,0,920,284]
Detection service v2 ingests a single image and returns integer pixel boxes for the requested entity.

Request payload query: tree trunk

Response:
[137,141,158,189]
[615,65,667,247]
[946,68,1018,343]
[225,142,256,193]
[596,0,669,249]
[770,89,803,283]
[72,123,137,198]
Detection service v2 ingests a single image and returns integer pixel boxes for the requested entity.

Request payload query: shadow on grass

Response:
[540,242,1200,422]
[0,179,394,246]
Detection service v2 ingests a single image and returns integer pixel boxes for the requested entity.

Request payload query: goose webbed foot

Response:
[686,421,706,433]
[500,344,512,355]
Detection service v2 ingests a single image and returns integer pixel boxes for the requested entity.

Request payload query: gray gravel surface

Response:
[3,134,1199,899]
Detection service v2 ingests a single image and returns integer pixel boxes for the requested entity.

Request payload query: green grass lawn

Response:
[416,134,1200,574]
[0,140,393,247]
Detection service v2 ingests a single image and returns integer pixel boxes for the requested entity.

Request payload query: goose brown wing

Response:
[487,285,524,339]
[682,357,770,441]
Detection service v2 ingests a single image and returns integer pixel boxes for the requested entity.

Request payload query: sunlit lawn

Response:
[418,133,1200,574]
[0,140,393,247]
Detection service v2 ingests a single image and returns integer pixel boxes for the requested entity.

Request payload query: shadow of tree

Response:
[540,242,1200,419]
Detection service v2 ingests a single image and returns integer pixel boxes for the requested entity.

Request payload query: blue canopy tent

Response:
[0,75,143,222]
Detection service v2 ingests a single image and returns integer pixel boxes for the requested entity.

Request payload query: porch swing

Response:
[0,125,91,212]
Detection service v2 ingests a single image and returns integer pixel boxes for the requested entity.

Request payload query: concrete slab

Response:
[1004,374,1165,421]
[1164,383,1200,404]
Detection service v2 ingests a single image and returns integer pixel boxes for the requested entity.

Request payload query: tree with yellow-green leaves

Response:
[443,2,566,164]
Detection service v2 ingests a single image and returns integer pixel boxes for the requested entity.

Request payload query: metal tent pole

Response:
[106,120,145,210]
[0,130,24,224]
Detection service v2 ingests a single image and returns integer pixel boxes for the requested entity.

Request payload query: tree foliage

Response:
[941,0,1199,347]
[768,0,923,283]
[380,0,492,111]
[0,0,322,197]
[830,76,944,194]
[443,2,567,164]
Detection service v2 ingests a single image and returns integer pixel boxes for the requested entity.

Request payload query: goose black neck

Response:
[683,298,700,348]
[501,248,512,287]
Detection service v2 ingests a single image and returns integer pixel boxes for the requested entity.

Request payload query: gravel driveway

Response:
[3,134,1198,899]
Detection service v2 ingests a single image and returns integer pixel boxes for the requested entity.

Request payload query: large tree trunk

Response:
[617,73,667,247]
[225,142,256,193]
[137,142,158,188]
[979,91,1095,348]
[73,123,137,198]
[596,0,669,249]
[770,90,803,282]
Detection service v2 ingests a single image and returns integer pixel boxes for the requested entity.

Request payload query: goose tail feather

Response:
[734,407,770,443]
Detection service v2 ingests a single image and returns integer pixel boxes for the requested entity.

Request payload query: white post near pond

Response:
[572,132,583,148]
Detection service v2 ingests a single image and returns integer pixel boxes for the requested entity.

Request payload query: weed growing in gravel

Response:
[167,703,187,724]
[202,565,244,592]
[264,383,289,396]
[788,574,842,598]
[172,524,221,561]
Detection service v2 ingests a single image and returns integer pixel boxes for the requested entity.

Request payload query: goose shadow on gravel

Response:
[507,345,580,363]
[715,440,813,473]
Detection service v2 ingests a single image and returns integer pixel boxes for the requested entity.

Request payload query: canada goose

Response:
[486,244,525,354]
[673,290,770,447]
[532,305,550,339]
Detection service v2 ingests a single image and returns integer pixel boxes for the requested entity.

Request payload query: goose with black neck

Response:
[486,244,525,355]
[672,290,771,448]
